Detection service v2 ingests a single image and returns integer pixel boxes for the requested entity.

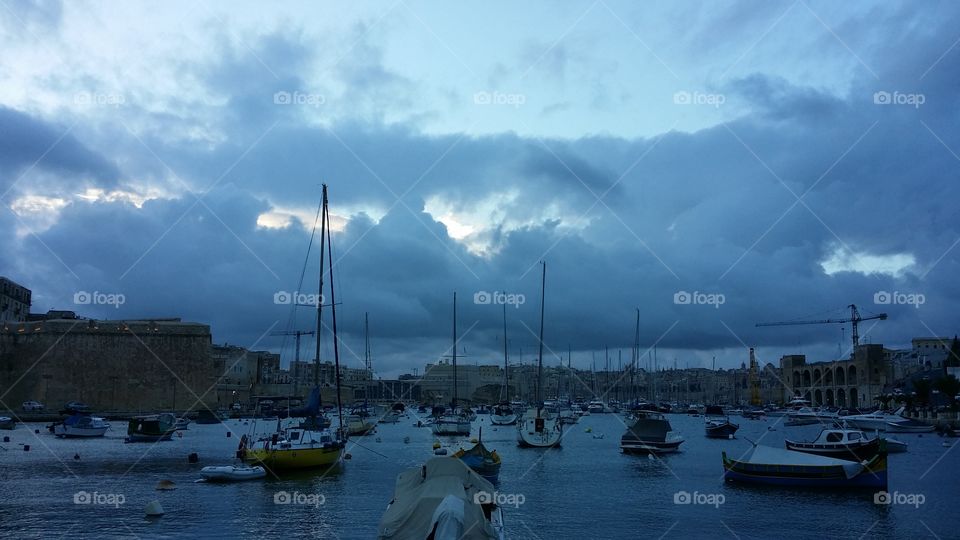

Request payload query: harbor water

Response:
[0,413,956,539]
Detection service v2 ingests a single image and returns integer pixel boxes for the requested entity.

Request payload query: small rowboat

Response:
[200,465,266,482]
[723,442,887,488]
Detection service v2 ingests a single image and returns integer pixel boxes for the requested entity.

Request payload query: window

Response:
[848,433,860,441]
[826,432,843,442]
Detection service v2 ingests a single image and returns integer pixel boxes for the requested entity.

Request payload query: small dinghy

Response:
[200,465,266,482]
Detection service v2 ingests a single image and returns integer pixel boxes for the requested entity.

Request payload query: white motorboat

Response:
[174,417,191,430]
[587,400,606,414]
[53,414,110,438]
[200,465,266,482]
[842,407,933,432]
[0,416,15,430]
[377,457,504,540]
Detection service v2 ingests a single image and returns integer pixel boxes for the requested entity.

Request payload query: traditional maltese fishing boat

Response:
[722,442,887,488]
[454,429,501,482]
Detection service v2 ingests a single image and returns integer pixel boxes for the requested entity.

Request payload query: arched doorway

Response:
[804,391,812,403]
[813,369,821,386]
[848,365,858,385]
[793,371,801,392]
[850,387,858,407]
[803,370,811,387]
[826,389,834,406]
[837,388,846,407]
[814,389,823,406]
[825,369,833,385]
[836,367,845,385]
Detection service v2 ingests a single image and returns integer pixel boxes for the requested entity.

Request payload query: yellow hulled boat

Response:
[243,426,345,471]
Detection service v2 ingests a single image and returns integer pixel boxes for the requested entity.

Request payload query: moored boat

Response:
[200,465,266,482]
[841,406,933,432]
[242,186,348,472]
[53,414,110,438]
[0,416,16,430]
[516,262,562,449]
[722,443,887,488]
[785,428,884,461]
[377,457,505,540]
[620,410,684,454]
[454,429,501,482]
[490,402,517,426]
[126,413,176,442]
[704,405,739,438]
[432,292,473,437]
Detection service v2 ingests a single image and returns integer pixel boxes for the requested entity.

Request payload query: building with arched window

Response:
[780,344,887,408]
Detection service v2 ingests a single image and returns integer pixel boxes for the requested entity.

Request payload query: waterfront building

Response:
[0,277,31,323]
[780,344,887,408]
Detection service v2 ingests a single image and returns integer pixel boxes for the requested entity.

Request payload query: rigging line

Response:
[279,196,325,355]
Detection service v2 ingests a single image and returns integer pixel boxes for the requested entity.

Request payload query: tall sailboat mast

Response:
[502,302,508,401]
[536,261,546,414]
[452,292,458,409]
[321,185,344,430]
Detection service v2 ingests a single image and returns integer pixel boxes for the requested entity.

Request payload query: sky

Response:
[1,0,958,378]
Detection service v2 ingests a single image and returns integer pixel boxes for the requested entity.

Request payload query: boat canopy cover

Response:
[377,458,499,540]
[742,446,866,479]
[287,387,321,418]
[626,416,671,440]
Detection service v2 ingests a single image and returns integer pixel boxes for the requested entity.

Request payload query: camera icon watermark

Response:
[474,290,525,308]
[673,90,725,108]
[74,91,126,108]
[274,290,324,307]
[73,291,125,309]
[873,91,924,108]
[74,491,125,508]
[473,91,526,108]
[273,90,325,107]
[673,290,725,309]
[473,490,525,508]
[673,490,724,508]
[274,490,325,507]
[873,290,924,309]
[874,490,924,508]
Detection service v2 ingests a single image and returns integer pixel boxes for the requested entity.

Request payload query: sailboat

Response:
[490,303,518,426]
[432,292,473,436]
[517,262,562,448]
[241,184,347,471]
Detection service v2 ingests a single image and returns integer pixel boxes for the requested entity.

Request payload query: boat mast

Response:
[452,292,458,410]
[633,308,639,404]
[315,186,326,390]
[322,185,345,431]
[536,261,546,415]
[502,301,508,402]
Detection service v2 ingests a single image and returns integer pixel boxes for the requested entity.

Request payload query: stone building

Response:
[780,344,887,408]
[1,314,214,412]
[0,277,31,323]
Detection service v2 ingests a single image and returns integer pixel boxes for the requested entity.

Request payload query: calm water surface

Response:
[0,413,957,539]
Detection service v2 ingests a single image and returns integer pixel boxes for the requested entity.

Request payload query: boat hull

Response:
[489,414,517,426]
[431,419,472,436]
[244,445,344,471]
[55,426,108,438]
[517,417,562,448]
[125,432,174,443]
[200,465,266,482]
[784,438,882,461]
[722,452,887,488]
[620,437,683,454]
[705,420,739,438]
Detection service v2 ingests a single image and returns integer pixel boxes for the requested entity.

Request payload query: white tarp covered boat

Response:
[200,465,266,482]
[377,458,504,540]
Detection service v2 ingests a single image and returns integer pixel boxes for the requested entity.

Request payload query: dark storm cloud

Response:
[4,3,960,375]
[0,106,119,193]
